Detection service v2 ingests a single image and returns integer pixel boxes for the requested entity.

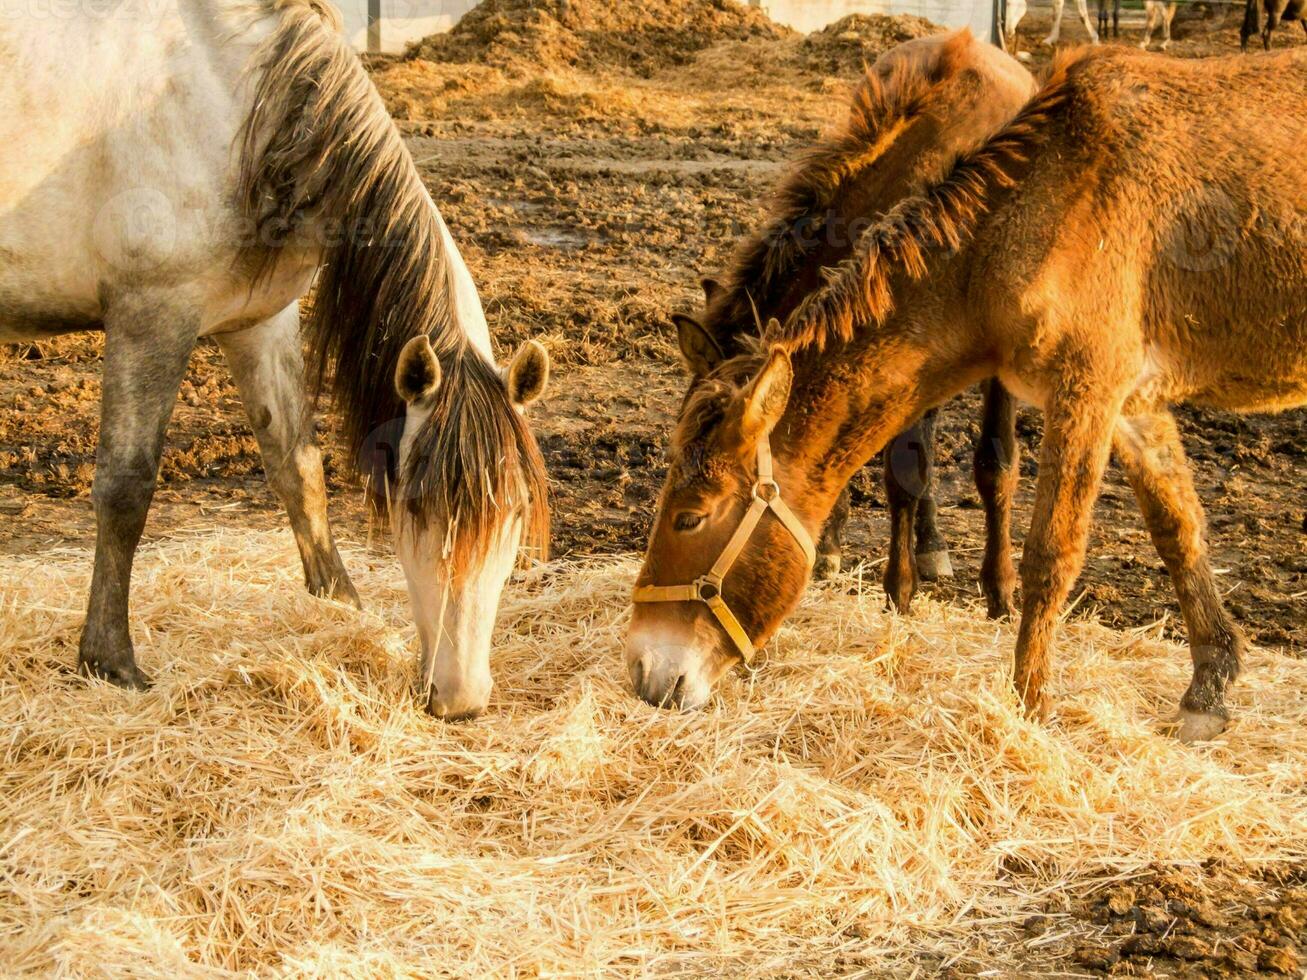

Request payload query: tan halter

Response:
[631,436,816,664]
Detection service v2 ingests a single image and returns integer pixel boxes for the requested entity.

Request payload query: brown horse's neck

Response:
[769,273,992,534]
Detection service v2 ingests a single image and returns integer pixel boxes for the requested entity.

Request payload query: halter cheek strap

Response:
[631,437,816,664]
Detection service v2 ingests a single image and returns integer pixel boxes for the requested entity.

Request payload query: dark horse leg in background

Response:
[1241,0,1262,50]
[974,379,1019,618]
[814,486,851,580]
[816,380,1019,620]
[815,408,950,608]
[882,409,945,613]
[1097,0,1121,38]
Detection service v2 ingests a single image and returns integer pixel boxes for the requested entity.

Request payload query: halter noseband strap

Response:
[631,437,816,664]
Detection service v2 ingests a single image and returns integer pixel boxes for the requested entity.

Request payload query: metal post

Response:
[367,0,381,53]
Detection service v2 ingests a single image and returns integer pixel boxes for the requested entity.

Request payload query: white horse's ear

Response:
[673,313,724,378]
[395,335,441,404]
[507,339,549,407]
[741,345,792,440]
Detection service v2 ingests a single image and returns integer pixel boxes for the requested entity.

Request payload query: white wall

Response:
[339,0,478,53]
[344,0,996,53]
[755,0,995,42]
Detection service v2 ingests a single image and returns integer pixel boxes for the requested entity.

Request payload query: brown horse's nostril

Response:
[670,674,686,706]
[631,658,645,698]
[440,706,483,723]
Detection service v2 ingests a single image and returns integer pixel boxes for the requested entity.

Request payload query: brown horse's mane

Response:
[234,0,548,571]
[671,341,768,477]
[775,50,1091,352]
[708,30,980,340]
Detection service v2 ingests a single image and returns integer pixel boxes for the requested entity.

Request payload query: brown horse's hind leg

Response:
[1013,392,1119,720]
[975,380,1019,619]
[215,305,360,608]
[1113,411,1244,742]
[913,408,953,582]
[815,485,851,581]
[79,296,199,689]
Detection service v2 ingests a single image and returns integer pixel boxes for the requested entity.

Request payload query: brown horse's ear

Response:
[395,335,442,404]
[700,277,724,307]
[673,313,725,378]
[740,346,792,440]
[507,339,550,407]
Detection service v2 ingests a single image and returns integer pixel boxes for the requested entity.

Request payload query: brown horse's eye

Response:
[673,512,705,532]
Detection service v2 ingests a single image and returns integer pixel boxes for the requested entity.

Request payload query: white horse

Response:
[1003,0,1100,51]
[0,0,550,720]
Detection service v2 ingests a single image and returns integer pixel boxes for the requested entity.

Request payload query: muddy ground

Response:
[0,5,1303,976]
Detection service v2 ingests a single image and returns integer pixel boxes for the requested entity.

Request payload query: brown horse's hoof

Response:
[813,552,841,581]
[1020,690,1051,723]
[1172,708,1229,744]
[78,656,152,691]
[915,550,953,582]
[984,592,1018,621]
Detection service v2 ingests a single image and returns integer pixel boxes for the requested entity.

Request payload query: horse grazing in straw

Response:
[668,31,1034,618]
[0,0,550,720]
[628,46,1306,743]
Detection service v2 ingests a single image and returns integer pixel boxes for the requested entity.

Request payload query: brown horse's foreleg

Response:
[79,296,199,689]
[975,379,1019,619]
[815,485,852,581]
[1013,394,1119,719]
[913,408,953,582]
[882,418,927,613]
[1113,411,1244,742]
[215,304,360,608]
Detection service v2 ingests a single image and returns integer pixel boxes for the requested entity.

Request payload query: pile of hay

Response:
[2,530,1304,973]
[405,0,794,76]
[799,13,943,74]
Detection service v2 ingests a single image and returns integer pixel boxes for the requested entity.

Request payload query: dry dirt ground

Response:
[1,5,1303,976]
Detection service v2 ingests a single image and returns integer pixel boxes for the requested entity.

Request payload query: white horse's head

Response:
[390,335,550,720]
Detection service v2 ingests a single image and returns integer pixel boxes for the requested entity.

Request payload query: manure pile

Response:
[800,13,942,74]
[407,0,794,75]
[2,531,1305,973]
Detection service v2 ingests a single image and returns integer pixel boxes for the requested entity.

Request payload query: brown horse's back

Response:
[978,46,1307,413]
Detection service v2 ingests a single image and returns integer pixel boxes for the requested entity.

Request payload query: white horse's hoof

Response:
[1173,709,1229,744]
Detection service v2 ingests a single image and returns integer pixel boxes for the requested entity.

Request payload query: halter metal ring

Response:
[694,575,722,601]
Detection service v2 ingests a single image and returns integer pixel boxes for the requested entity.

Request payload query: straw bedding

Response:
[1,529,1304,974]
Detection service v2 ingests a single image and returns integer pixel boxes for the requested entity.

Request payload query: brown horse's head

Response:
[626,339,825,710]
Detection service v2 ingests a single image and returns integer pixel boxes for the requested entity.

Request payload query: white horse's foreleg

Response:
[1076,0,1101,42]
[1159,1,1177,48]
[214,303,360,608]
[79,295,199,688]
[1141,0,1159,46]
[1043,0,1067,43]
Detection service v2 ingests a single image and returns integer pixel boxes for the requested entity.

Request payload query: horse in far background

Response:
[1242,0,1307,48]
[1003,0,1180,52]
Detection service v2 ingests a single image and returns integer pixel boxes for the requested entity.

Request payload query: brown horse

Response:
[628,46,1307,743]
[670,30,1035,617]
